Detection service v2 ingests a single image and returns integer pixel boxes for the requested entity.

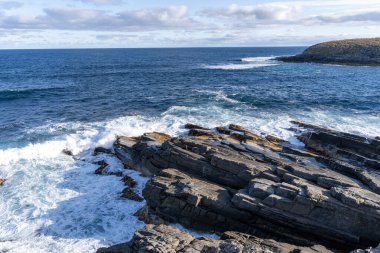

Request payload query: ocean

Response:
[0,47,379,252]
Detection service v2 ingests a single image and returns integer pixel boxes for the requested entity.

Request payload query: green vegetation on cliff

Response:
[278,38,380,66]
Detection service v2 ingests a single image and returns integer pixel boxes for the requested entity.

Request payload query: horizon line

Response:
[0,45,307,50]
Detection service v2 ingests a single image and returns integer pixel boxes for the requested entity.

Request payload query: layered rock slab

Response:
[112,123,380,251]
[97,224,332,253]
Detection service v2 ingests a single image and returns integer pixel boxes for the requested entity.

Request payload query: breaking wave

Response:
[1,102,380,252]
[204,56,278,70]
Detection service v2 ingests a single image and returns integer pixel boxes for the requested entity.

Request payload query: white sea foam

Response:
[204,56,278,70]
[171,223,220,239]
[204,63,276,70]
[193,89,241,104]
[0,119,154,252]
[0,104,379,253]
[0,146,149,253]
[241,56,275,62]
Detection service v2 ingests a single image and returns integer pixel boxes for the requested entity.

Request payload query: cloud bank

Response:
[0,1,379,48]
[1,2,380,32]
[0,6,194,31]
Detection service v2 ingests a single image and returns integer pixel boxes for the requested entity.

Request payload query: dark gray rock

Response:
[95,160,109,175]
[121,188,143,202]
[97,224,334,253]
[94,147,113,155]
[62,149,73,156]
[184,123,210,130]
[108,123,380,251]
[122,175,137,188]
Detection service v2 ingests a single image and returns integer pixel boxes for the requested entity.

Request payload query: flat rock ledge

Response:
[100,122,380,252]
[97,224,332,253]
[277,38,380,66]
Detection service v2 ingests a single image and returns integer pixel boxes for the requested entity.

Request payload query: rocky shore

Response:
[95,122,380,253]
[277,38,380,66]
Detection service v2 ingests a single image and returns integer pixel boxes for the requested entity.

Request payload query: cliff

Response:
[277,38,380,66]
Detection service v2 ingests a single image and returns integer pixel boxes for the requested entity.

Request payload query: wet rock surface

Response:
[184,123,210,130]
[121,187,144,202]
[94,146,113,155]
[95,160,109,175]
[62,149,74,156]
[102,122,380,252]
[122,175,137,188]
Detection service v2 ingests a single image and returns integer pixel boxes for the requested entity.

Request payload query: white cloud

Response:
[312,11,380,23]
[0,6,194,31]
[74,0,122,5]
[203,4,301,22]
[118,6,192,27]
[200,2,380,32]
[1,1,380,48]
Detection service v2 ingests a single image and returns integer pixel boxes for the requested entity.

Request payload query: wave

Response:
[0,109,234,252]
[241,56,275,62]
[204,63,276,70]
[1,104,379,252]
[0,87,68,101]
[3,104,380,166]
[0,104,300,167]
[193,90,241,104]
[0,117,152,252]
[204,56,278,70]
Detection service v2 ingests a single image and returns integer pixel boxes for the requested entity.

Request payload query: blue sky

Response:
[0,0,379,48]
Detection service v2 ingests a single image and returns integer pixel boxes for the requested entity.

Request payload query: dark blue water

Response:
[1,47,379,149]
[1,47,380,253]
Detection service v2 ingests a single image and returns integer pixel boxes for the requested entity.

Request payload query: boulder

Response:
[228,124,246,132]
[108,171,123,177]
[94,147,113,155]
[188,129,220,139]
[62,149,73,156]
[216,126,231,135]
[122,175,137,188]
[95,160,109,175]
[184,123,210,130]
[133,205,167,225]
[121,188,144,202]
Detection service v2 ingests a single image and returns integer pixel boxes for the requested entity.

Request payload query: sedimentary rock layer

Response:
[97,224,333,253]
[108,122,380,252]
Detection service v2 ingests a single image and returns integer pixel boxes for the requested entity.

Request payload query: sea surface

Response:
[0,48,379,252]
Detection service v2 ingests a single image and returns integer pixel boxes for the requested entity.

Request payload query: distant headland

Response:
[277,38,380,66]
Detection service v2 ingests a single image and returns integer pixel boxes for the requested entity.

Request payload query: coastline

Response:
[1,47,380,253]
[90,121,380,253]
[277,38,380,66]
[276,56,380,67]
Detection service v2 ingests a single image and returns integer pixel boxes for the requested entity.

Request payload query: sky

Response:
[0,0,379,48]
